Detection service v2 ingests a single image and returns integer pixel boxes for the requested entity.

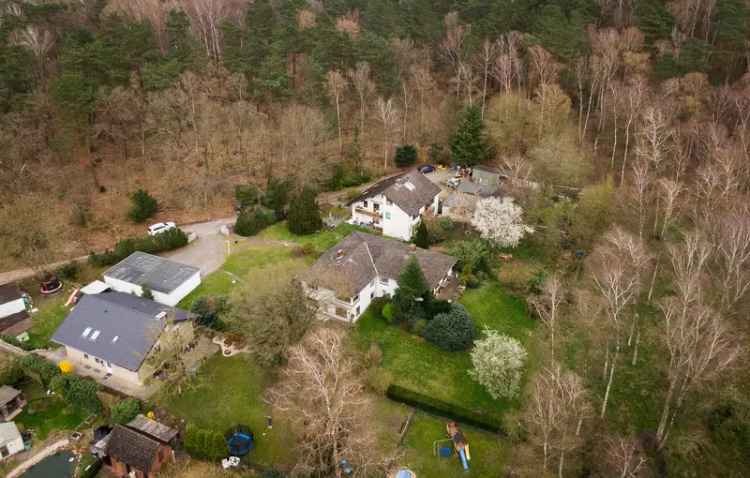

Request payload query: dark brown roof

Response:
[0,386,21,406]
[127,415,178,444]
[308,232,457,297]
[0,284,22,304]
[0,310,30,335]
[107,425,161,474]
[349,170,441,216]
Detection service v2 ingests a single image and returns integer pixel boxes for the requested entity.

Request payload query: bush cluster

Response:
[326,163,371,191]
[386,384,503,433]
[110,398,141,425]
[17,354,60,388]
[421,304,477,351]
[287,187,323,235]
[190,296,229,329]
[128,189,158,223]
[50,374,102,414]
[89,228,188,267]
[234,207,275,237]
[184,423,227,461]
[394,145,418,167]
[1,335,35,351]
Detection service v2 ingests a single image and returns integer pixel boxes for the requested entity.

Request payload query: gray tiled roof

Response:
[127,415,178,444]
[309,232,456,297]
[350,170,441,216]
[456,181,498,196]
[51,291,188,371]
[0,422,20,445]
[104,252,199,294]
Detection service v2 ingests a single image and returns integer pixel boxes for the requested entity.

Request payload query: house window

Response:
[385,212,391,220]
[373,203,380,212]
[356,306,360,315]
[363,200,368,208]
[84,354,89,360]
[370,291,375,299]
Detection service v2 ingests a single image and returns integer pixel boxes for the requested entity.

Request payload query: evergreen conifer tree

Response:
[414,221,430,248]
[287,187,323,235]
[449,105,490,167]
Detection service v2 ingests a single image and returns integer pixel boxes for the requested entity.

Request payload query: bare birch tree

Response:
[440,12,469,100]
[326,70,348,156]
[529,274,565,359]
[605,436,648,477]
[348,62,375,136]
[410,61,436,141]
[376,97,398,171]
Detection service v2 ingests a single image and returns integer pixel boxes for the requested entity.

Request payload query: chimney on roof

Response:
[335,249,345,261]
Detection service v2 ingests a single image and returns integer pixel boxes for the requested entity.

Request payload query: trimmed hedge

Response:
[386,384,504,434]
[88,228,189,267]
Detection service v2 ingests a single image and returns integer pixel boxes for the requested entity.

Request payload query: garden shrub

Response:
[50,374,102,414]
[413,318,428,335]
[184,423,227,461]
[287,187,323,235]
[18,354,60,388]
[449,239,494,277]
[191,296,229,329]
[128,189,158,223]
[141,287,154,300]
[386,385,503,433]
[469,330,526,400]
[0,359,24,386]
[1,335,35,351]
[413,221,430,248]
[421,304,476,351]
[234,207,275,237]
[394,144,418,167]
[381,303,395,323]
[234,184,261,211]
[55,261,80,281]
[88,228,188,267]
[368,297,389,317]
[326,163,371,191]
[262,177,293,220]
[110,398,141,425]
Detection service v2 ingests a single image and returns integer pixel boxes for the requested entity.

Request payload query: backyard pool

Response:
[20,451,76,478]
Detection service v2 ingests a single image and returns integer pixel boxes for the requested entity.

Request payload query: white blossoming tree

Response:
[471,196,533,247]
[469,330,527,400]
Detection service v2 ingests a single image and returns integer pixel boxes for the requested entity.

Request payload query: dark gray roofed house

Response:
[348,170,441,241]
[306,232,457,322]
[103,252,201,306]
[51,291,191,385]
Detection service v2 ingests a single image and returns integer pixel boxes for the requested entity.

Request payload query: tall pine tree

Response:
[450,105,491,167]
[287,187,323,235]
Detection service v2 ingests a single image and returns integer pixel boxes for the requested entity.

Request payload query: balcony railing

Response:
[354,207,382,218]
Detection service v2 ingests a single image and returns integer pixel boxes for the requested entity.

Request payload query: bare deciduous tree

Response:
[493,32,524,96]
[376,97,399,170]
[441,12,469,100]
[605,436,648,477]
[527,364,591,477]
[348,62,375,136]
[410,61,436,140]
[268,328,389,477]
[657,178,684,238]
[326,70,348,156]
[529,274,565,358]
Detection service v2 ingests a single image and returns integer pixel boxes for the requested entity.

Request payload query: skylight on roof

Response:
[82,327,92,338]
[90,330,100,341]
[112,336,119,344]
[404,182,415,191]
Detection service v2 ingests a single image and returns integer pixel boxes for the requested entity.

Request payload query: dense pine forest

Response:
[1,0,749,476]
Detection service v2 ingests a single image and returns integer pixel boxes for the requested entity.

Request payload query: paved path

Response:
[6,438,70,478]
[0,217,236,285]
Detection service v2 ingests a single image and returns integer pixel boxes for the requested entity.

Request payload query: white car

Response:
[147,222,176,236]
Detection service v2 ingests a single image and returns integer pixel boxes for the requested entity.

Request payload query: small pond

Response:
[20,451,76,478]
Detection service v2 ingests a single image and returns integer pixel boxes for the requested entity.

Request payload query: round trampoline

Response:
[395,469,416,478]
[225,425,254,457]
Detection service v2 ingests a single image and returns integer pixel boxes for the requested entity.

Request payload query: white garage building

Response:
[0,422,24,461]
[103,252,201,307]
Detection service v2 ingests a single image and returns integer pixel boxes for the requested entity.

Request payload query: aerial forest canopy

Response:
[1,1,750,474]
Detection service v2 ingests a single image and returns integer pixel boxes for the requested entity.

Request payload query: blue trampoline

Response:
[225,425,255,456]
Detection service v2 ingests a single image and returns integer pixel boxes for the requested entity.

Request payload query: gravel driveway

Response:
[162,217,235,276]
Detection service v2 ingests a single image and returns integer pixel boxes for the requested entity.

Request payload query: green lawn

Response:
[15,381,88,440]
[26,295,69,349]
[259,222,368,256]
[177,244,310,310]
[356,282,536,423]
[158,354,294,467]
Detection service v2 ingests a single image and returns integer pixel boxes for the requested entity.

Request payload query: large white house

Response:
[103,252,201,307]
[304,232,457,322]
[348,170,441,241]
